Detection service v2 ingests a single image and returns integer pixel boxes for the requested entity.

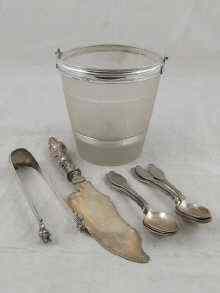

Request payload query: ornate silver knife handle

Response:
[48,137,88,231]
[48,137,85,185]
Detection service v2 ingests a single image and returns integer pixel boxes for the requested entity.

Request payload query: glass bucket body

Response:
[56,45,165,165]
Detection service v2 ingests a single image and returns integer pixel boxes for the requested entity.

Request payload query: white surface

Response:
[0,1,220,292]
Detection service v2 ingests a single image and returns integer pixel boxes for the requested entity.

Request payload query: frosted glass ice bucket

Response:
[56,44,166,165]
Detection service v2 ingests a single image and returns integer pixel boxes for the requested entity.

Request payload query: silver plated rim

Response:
[55,44,165,82]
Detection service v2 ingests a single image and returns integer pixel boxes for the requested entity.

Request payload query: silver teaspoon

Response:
[134,165,212,223]
[106,171,178,236]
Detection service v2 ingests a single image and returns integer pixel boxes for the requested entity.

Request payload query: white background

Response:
[0,1,220,292]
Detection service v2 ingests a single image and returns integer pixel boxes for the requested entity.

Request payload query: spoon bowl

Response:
[143,210,178,235]
[176,200,212,222]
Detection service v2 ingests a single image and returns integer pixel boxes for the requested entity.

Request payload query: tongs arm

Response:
[9,148,51,243]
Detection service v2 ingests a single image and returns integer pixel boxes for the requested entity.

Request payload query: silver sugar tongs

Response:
[9,148,52,243]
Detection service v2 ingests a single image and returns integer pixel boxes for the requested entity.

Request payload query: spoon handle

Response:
[121,185,149,213]
[131,167,183,204]
[161,179,185,200]
[148,177,184,203]
[106,172,149,213]
[150,180,183,203]
[147,164,185,200]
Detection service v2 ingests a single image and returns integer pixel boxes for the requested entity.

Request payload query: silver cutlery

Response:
[132,164,212,223]
[106,171,178,236]
[48,137,149,263]
[9,148,52,243]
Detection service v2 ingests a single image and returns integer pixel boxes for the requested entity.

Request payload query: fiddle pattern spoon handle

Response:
[147,164,185,199]
[106,171,149,213]
[132,166,184,204]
